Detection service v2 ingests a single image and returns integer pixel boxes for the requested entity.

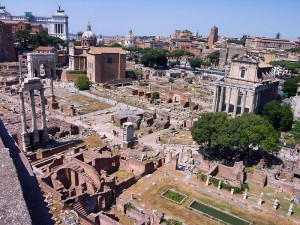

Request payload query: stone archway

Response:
[27,53,56,79]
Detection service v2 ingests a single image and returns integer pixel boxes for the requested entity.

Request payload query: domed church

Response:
[81,22,97,47]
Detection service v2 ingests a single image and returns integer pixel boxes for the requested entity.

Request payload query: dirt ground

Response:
[117,166,298,225]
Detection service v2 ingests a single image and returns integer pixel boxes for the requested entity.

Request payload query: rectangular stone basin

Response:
[189,200,250,225]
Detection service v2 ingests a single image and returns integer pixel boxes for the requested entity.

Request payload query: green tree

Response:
[191,112,228,150]
[262,101,293,132]
[276,32,281,39]
[202,61,211,67]
[152,92,160,100]
[283,76,300,97]
[191,112,279,157]
[170,50,185,65]
[141,49,168,68]
[74,41,81,46]
[262,137,279,154]
[75,75,91,90]
[280,104,294,131]
[189,59,202,70]
[14,29,31,49]
[96,43,105,47]
[111,43,122,48]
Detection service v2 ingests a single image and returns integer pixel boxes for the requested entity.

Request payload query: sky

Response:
[2,0,300,40]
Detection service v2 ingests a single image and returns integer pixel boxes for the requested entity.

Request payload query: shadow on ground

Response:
[0,119,54,225]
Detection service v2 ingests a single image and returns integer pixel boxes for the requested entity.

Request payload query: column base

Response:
[32,130,41,149]
[42,129,50,146]
[22,133,31,152]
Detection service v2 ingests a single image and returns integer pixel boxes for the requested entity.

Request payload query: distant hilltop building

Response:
[0,5,69,40]
[212,55,278,117]
[245,36,296,50]
[208,26,218,47]
[124,29,136,48]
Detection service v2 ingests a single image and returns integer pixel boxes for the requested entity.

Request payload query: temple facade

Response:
[212,55,279,117]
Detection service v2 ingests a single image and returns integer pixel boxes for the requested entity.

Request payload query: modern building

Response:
[87,47,126,83]
[0,21,16,62]
[212,55,279,117]
[0,5,69,40]
[208,26,218,47]
[245,36,296,50]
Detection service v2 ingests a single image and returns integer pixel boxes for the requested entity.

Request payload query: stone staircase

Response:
[72,201,88,217]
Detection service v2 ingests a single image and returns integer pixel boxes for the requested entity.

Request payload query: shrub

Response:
[75,75,91,90]
[245,167,254,174]
[198,173,207,182]
[209,177,219,187]
[169,77,175,83]
[152,92,160,100]
[163,218,182,225]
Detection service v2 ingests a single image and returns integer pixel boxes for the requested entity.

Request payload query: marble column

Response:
[19,91,30,151]
[226,87,232,113]
[241,90,247,115]
[30,90,40,148]
[218,86,224,112]
[254,91,261,113]
[249,92,256,113]
[212,85,218,112]
[233,88,239,118]
[40,88,49,145]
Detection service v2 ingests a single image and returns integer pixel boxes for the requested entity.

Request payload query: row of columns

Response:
[20,88,49,151]
[55,24,64,34]
[212,85,259,118]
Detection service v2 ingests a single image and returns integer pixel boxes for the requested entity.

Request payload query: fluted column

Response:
[241,90,247,115]
[19,91,30,151]
[249,92,256,113]
[30,90,40,148]
[233,88,239,118]
[254,91,261,114]
[212,85,218,112]
[218,86,224,112]
[40,88,49,144]
[226,87,232,113]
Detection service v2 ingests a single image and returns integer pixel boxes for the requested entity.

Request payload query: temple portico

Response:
[212,55,279,117]
[19,77,49,151]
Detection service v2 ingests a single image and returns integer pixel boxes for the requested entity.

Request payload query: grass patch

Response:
[163,218,182,225]
[162,189,186,203]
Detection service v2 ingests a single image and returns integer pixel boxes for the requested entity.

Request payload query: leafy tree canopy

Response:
[189,59,202,70]
[282,76,300,97]
[262,100,293,132]
[140,49,168,68]
[152,92,160,100]
[191,112,279,156]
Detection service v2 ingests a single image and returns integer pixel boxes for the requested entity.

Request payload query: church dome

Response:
[82,22,96,39]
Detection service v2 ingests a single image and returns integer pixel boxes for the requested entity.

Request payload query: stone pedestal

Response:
[288,203,293,216]
[272,199,279,210]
